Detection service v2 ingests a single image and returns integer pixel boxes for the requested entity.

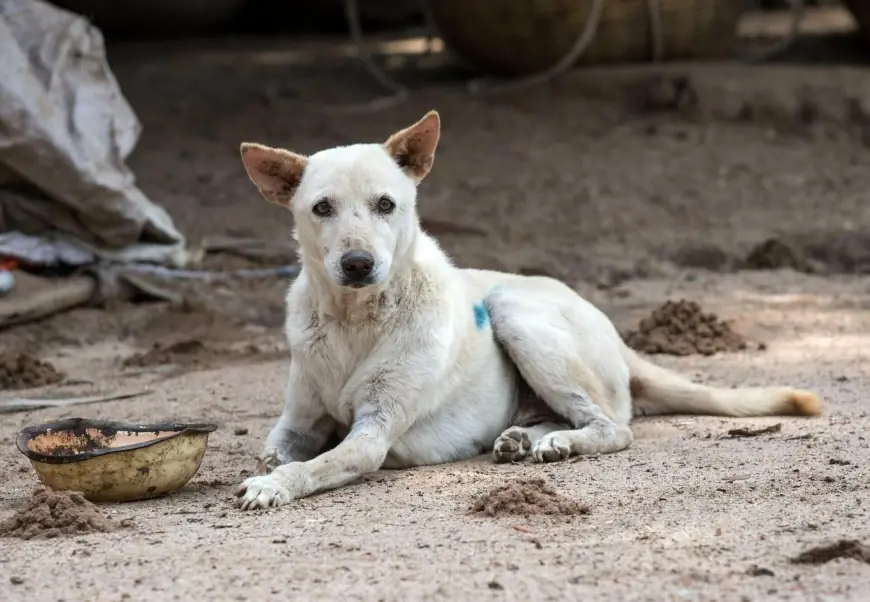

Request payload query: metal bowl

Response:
[16,418,218,503]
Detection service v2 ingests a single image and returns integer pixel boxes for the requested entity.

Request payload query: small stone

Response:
[747,565,775,577]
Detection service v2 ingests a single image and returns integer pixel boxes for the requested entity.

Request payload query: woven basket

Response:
[429,0,750,77]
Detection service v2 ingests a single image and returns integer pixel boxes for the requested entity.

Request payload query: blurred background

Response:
[1,0,869,369]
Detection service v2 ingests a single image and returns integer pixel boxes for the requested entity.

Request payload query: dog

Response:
[234,110,822,510]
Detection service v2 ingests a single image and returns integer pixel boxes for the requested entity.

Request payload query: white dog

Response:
[234,111,822,510]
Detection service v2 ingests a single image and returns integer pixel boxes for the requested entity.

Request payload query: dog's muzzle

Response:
[339,250,376,287]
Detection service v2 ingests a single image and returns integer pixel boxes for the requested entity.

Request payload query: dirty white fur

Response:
[234,111,822,510]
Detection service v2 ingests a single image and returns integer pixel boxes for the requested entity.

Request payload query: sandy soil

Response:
[2,34,870,601]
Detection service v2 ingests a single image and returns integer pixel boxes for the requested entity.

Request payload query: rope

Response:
[647,0,665,62]
[465,0,608,94]
[738,0,806,63]
[277,0,412,115]
[342,0,408,97]
[313,0,808,112]
[418,0,439,60]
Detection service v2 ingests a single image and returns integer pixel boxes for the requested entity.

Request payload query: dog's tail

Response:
[622,344,822,418]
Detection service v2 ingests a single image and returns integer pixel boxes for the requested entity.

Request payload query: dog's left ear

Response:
[240,142,308,206]
[384,110,440,184]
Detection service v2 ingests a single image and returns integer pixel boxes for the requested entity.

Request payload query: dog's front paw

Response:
[492,427,531,463]
[531,433,571,463]
[234,475,292,510]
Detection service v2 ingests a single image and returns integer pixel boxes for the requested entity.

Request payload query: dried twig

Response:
[720,423,782,439]
[0,390,149,414]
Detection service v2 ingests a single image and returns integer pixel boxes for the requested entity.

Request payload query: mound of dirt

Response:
[0,488,115,540]
[622,299,749,356]
[120,338,282,374]
[121,339,207,368]
[791,539,870,565]
[742,234,870,275]
[470,478,589,518]
[743,238,811,272]
[0,353,64,390]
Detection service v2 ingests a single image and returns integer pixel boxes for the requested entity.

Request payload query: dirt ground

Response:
[2,30,870,601]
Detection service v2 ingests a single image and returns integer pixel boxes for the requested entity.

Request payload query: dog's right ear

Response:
[240,143,308,206]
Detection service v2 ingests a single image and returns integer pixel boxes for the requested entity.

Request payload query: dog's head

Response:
[239,111,440,289]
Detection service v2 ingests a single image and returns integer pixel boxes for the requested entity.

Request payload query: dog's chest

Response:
[290,316,381,423]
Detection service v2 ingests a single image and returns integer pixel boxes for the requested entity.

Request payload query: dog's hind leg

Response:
[486,285,634,462]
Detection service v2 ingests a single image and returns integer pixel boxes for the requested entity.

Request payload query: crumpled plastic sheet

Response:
[0,0,189,267]
[0,231,95,267]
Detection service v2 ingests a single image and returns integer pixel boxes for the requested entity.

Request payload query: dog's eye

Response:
[376,195,395,214]
[312,200,333,217]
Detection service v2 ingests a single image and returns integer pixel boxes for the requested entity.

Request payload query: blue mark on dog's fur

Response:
[473,302,489,330]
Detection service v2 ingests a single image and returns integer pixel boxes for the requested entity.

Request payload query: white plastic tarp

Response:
[0,0,188,267]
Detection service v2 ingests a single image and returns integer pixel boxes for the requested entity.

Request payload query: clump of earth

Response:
[0,488,116,540]
[622,299,750,356]
[470,478,589,517]
[0,353,64,390]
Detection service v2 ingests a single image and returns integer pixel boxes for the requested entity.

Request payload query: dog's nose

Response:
[340,250,375,281]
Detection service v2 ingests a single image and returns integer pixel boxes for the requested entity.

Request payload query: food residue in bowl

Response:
[27,428,178,456]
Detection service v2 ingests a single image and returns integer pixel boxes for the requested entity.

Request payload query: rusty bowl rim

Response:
[16,417,218,465]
